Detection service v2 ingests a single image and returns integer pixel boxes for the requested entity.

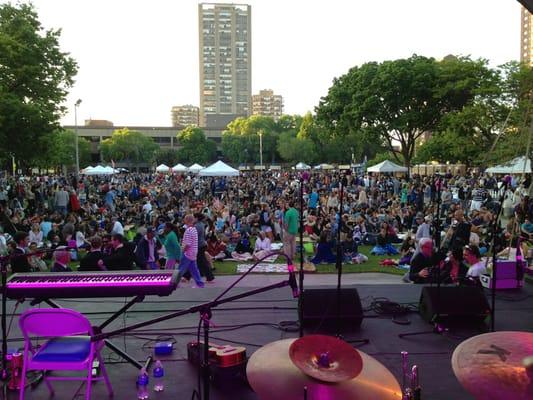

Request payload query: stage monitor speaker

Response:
[419,286,490,325]
[301,288,363,332]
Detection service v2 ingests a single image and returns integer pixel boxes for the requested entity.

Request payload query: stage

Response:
[3,278,533,400]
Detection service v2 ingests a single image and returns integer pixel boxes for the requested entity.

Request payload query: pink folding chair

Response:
[18,308,113,400]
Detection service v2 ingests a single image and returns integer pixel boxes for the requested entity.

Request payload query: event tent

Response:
[83,165,117,175]
[295,162,311,170]
[486,156,531,174]
[199,160,239,177]
[367,160,408,173]
[156,164,170,173]
[188,163,204,173]
[171,163,188,173]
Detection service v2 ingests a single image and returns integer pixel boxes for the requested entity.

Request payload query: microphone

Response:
[287,263,299,298]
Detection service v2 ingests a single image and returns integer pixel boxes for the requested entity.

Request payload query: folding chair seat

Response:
[18,308,113,400]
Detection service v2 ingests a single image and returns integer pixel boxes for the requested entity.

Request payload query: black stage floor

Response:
[3,280,533,400]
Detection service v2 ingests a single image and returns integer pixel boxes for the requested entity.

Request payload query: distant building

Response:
[198,3,252,127]
[85,119,113,127]
[252,89,283,120]
[521,6,533,66]
[171,105,199,127]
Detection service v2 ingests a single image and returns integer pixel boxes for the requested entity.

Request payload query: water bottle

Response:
[153,360,164,392]
[136,367,149,399]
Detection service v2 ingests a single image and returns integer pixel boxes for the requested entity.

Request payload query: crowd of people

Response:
[0,168,531,287]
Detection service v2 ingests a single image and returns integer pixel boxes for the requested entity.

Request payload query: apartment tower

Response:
[171,105,199,127]
[521,6,533,66]
[252,89,283,120]
[198,3,252,127]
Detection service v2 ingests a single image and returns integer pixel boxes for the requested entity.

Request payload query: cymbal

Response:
[452,331,533,400]
[247,338,402,400]
[289,335,363,382]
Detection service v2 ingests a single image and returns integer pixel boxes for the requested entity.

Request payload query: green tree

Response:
[277,131,317,164]
[316,55,499,167]
[100,128,158,169]
[154,148,180,167]
[33,129,90,170]
[0,3,77,169]
[176,126,216,164]
[221,115,282,164]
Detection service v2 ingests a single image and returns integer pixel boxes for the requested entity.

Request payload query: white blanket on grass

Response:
[237,263,288,273]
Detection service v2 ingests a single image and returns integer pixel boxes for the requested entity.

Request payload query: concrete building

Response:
[198,3,252,128]
[521,6,533,66]
[171,105,199,127]
[64,125,224,164]
[252,89,283,120]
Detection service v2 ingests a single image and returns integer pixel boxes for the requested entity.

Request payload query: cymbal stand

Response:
[401,351,421,400]
[1,255,9,400]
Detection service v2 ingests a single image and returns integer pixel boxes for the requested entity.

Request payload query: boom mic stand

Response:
[92,251,298,400]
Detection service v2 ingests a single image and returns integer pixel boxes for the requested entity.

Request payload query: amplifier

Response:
[480,259,525,290]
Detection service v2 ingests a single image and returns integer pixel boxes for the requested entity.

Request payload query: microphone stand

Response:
[400,177,446,338]
[1,254,9,399]
[92,251,297,400]
[334,174,368,344]
[489,185,506,332]
[298,172,308,338]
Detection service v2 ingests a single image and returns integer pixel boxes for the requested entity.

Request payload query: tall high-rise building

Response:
[171,105,199,127]
[521,7,533,65]
[252,89,283,120]
[198,3,252,127]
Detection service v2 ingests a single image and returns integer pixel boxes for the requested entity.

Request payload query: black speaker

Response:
[301,288,363,332]
[419,286,490,325]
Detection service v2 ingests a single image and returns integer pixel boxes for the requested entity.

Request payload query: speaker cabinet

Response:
[419,286,490,325]
[301,288,363,332]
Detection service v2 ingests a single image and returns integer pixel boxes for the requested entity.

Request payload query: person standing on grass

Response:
[161,222,181,270]
[283,200,299,261]
[178,215,204,288]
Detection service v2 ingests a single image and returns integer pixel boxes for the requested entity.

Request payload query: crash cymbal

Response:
[452,331,533,400]
[289,335,363,382]
[247,338,402,400]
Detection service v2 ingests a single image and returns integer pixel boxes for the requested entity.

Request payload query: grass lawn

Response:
[213,245,406,276]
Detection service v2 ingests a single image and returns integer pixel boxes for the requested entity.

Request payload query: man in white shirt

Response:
[464,245,487,279]
[110,217,124,236]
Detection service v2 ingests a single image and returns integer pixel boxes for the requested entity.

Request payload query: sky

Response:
[12,0,523,127]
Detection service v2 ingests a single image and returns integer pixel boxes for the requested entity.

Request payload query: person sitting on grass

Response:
[253,230,272,261]
[311,231,337,265]
[370,224,399,256]
[206,233,228,261]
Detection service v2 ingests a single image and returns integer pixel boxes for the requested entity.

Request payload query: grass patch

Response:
[212,245,406,276]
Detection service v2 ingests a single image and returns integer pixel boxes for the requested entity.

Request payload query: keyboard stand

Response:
[31,295,145,369]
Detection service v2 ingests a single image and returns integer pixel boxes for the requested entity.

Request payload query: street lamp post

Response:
[259,130,263,170]
[74,99,82,177]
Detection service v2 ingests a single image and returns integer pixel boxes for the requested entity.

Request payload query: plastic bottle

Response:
[153,360,164,392]
[136,367,149,400]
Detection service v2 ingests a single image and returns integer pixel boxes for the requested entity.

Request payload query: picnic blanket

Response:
[237,263,288,273]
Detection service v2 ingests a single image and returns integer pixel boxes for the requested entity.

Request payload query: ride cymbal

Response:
[289,334,363,382]
[452,331,533,400]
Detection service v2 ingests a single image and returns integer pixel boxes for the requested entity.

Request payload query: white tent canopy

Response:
[188,163,204,173]
[367,160,408,173]
[83,165,117,175]
[199,160,239,177]
[171,163,188,173]
[156,164,170,173]
[486,156,531,174]
[295,162,311,170]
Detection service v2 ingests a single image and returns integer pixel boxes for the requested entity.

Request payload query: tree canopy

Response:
[176,126,217,164]
[100,128,159,168]
[315,54,507,167]
[0,3,77,168]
